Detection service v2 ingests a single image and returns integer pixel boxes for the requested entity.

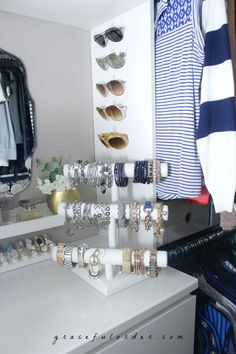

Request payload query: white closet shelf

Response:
[0,203,64,239]
[0,252,51,274]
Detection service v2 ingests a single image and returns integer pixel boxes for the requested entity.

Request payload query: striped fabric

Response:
[197,0,236,213]
[155,0,204,199]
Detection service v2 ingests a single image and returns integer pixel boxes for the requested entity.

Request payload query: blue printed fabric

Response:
[155,0,204,199]
[195,302,236,354]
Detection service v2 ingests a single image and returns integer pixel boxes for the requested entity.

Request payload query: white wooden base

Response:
[71,265,147,296]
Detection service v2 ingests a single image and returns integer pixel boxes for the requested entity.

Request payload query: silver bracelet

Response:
[63,245,74,268]
[88,248,101,279]
[73,202,83,229]
[117,201,129,228]
[64,202,74,237]
[147,249,160,278]
[129,202,140,232]
[77,243,88,267]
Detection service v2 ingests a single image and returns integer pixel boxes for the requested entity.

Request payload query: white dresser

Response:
[0,260,197,354]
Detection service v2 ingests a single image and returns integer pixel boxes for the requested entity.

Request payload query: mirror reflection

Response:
[0,48,35,197]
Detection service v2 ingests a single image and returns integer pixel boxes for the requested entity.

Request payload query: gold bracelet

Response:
[122,248,131,273]
[139,249,145,275]
[154,203,165,243]
[56,242,65,267]
[152,159,157,184]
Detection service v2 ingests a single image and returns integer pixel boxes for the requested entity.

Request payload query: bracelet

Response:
[133,161,151,184]
[73,202,83,229]
[154,203,165,245]
[64,202,74,236]
[152,160,161,184]
[88,248,101,279]
[147,249,160,278]
[78,243,88,267]
[129,202,140,232]
[122,248,132,273]
[117,201,129,228]
[114,163,128,187]
[99,162,113,194]
[80,160,89,184]
[63,245,74,268]
[143,201,153,231]
[56,243,65,267]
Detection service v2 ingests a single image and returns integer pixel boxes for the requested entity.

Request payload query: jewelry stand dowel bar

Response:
[63,161,168,179]
[52,247,168,267]
[57,202,169,221]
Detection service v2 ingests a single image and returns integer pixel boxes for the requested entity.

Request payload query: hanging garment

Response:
[0,49,35,194]
[197,0,236,213]
[155,0,204,200]
[196,300,236,354]
[0,75,16,161]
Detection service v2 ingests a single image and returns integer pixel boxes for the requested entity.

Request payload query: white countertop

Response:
[0,260,197,354]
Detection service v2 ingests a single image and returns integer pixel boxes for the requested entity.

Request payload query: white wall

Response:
[0,11,96,203]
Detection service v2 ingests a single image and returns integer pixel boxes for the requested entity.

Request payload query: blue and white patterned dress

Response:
[155,0,204,199]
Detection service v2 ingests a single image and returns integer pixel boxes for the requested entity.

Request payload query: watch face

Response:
[36,237,44,246]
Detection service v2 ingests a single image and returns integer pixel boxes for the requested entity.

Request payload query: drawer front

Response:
[92,295,196,354]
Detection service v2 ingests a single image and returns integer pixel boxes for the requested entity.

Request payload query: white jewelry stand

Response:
[57,201,168,295]
[52,246,168,296]
[57,160,169,295]
[63,162,168,180]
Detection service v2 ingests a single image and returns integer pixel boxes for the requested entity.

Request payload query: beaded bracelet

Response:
[133,161,151,184]
[114,163,128,187]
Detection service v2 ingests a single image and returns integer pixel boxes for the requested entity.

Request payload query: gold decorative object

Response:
[47,189,80,215]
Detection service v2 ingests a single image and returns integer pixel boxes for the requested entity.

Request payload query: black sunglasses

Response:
[94,26,125,47]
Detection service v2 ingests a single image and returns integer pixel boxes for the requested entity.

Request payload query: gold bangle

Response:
[56,242,65,267]
[139,249,145,275]
[122,248,131,273]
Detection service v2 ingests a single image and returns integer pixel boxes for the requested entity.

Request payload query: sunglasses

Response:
[96,52,126,71]
[96,80,126,97]
[98,132,129,150]
[94,27,125,47]
[96,105,127,121]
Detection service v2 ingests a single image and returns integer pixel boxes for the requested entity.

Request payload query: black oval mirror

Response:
[0,48,35,197]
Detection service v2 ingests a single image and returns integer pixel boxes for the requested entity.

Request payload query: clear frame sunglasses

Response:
[96,80,126,97]
[96,52,126,71]
[96,105,127,121]
[94,27,125,47]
